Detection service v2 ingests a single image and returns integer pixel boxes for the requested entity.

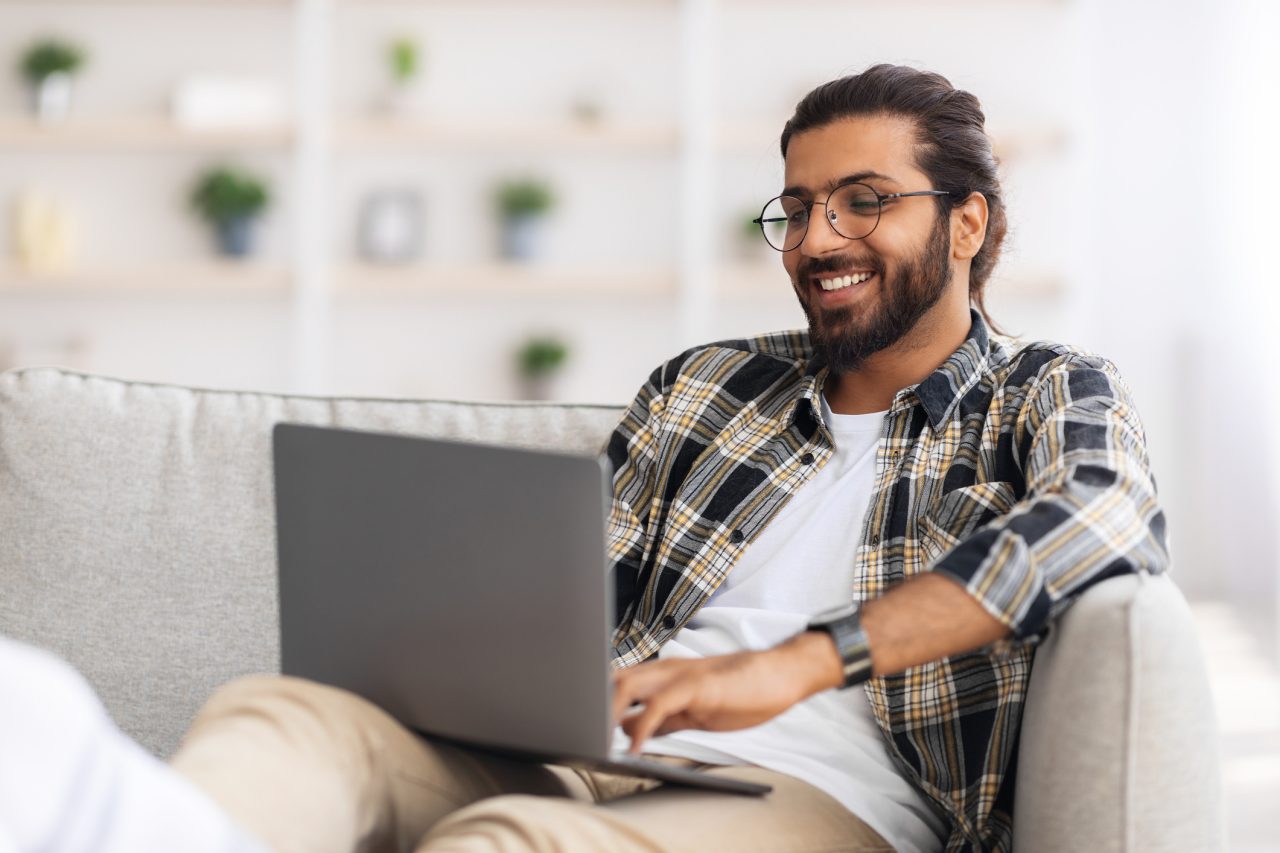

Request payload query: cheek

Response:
[782,251,802,281]
[861,233,899,263]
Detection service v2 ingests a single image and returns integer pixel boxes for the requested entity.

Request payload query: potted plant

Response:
[495,179,556,261]
[515,335,569,400]
[19,38,86,123]
[384,35,423,114]
[190,165,271,258]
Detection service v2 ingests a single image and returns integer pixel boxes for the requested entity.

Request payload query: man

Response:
[171,64,1168,852]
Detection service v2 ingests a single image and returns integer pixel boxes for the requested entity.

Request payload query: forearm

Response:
[859,572,1010,675]
[781,572,1011,696]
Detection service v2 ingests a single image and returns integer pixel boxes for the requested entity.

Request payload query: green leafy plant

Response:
[496,179,556,219]
[190,166,270,226]
[740,209,765,243]
[388,36,421,84]
[517,336,569,378]
[20,39,85,83]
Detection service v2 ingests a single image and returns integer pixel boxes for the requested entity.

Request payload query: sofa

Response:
[0,367,1225,851]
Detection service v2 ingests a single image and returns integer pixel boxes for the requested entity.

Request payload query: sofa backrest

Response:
[0,368,624,757]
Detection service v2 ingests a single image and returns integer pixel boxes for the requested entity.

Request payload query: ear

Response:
[951,192,989,261]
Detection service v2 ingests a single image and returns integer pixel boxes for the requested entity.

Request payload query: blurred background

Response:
[0,0,1276,847]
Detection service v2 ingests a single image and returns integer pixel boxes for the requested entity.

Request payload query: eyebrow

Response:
[780,170,900,199]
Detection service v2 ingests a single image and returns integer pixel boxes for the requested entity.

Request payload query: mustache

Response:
[796,253,884,280]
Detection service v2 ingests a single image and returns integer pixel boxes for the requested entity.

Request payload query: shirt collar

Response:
[915,309,992,430]
[787,309,993,433]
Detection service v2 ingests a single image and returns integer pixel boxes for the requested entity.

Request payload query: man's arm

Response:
[614,572,1006,751]
[615,353,1168,752]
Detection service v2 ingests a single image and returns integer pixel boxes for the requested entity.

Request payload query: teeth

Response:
[817,272,872,291]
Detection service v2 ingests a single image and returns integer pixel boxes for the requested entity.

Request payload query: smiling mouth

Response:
[812,270,875,292]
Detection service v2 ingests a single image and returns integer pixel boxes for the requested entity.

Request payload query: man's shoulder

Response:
[988,333,1124,391]
[647,330,814,395]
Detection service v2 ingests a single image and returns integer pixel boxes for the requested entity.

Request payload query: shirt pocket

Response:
[916,481,1019,566]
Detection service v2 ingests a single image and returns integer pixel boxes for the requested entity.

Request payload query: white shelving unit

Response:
[0,262,290,293]
[0,117,293,151]
[0,0,1074,397]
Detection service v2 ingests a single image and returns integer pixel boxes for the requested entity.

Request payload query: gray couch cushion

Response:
[1014,572,1225,852]
[0,367,624,757]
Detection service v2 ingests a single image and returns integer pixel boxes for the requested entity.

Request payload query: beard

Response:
[796,214,953,374]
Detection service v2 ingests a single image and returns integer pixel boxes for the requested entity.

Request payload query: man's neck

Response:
[823,306,973,416]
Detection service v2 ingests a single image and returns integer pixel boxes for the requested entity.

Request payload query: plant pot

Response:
[215,216,257,258]
[501,213,547,262]
[32,72,74,124]
[381,83,419,117]
[517,373,560,401]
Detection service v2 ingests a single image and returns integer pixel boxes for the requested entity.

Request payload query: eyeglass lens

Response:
[758,182,882,251]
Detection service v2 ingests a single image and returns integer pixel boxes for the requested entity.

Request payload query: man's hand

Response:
[611,632,843,754]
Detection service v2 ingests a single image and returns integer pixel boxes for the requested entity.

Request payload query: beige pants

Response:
[171,675,893,853]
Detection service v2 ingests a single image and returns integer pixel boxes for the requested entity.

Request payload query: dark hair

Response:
[780,64,1007,332]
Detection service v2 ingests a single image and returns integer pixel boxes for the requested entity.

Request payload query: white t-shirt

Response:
[0,637,265,853]
[612,397,947,852]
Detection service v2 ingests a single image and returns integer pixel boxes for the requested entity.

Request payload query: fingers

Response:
[610,660,685,725]
[620,684,696,754]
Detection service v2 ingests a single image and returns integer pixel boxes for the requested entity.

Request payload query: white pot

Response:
[517,373,560,402]
[502,214,547,262]
[33,72,74,123]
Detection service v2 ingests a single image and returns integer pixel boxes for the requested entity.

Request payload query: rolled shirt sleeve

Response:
[930,354,1170,640]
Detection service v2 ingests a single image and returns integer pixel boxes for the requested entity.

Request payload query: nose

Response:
[797,200,847,256]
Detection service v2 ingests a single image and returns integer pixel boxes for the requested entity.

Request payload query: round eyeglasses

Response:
[753,182,957,252]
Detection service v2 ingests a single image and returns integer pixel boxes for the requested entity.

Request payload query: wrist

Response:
[805,605,874,689]
[774,630,844,698]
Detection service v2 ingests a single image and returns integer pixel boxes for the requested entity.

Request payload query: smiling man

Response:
[173,65,1169,852]
[602,64,1167,851]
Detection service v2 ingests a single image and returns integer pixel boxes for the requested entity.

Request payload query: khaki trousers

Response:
[171,675,893,853]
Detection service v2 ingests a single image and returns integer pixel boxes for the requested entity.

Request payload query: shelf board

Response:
[337,118,678,152]
[0,117,293,152]
[338,262,677,295]
[0,263,291,294]
[25,0,293,4]
[716,261,1066,300]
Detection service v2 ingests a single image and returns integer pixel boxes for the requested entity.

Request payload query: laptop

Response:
[272,422,770,796]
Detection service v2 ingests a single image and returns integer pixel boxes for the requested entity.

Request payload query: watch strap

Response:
[807,607,873,689]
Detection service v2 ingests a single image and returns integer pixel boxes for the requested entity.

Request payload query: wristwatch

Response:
[806,604,874,689]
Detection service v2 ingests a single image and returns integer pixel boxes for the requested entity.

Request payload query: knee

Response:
[190,674,362,737]
[0,639,110,771]
[195,674,301,718]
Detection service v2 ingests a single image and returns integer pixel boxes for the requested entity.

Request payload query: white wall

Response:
[2,0,1277,643]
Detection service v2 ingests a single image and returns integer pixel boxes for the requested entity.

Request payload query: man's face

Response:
[781,114,954,373]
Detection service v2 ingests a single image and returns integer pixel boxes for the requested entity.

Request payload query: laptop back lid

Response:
[273,422,615,761]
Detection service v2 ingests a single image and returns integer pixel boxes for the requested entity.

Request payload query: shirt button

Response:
[662,615,677,630]
[730,529,745,544]
[801,453,815,465]
[871,534,881,545]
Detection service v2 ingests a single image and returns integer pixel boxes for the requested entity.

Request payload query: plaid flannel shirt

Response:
[603,310,1169,852]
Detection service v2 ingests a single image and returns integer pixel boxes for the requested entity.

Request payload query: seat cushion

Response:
[1014,572,1225,851]
[0,367,624,757]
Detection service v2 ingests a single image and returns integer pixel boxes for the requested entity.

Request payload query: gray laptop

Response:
[272,422,770,796]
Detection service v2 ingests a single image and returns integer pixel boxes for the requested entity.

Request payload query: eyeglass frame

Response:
[752,181,963,251]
